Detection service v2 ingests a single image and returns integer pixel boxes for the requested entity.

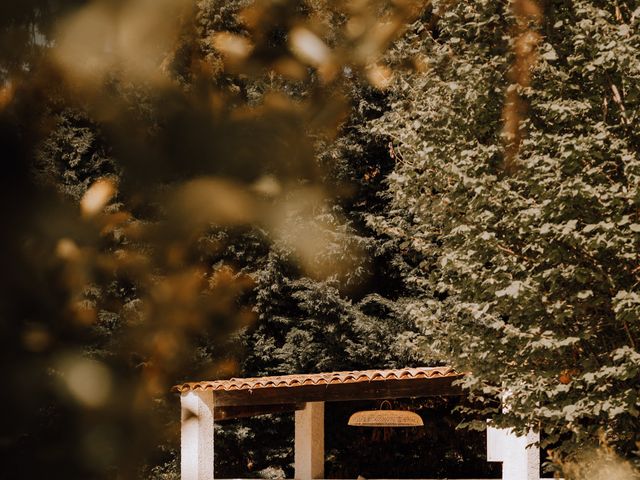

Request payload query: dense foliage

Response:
[367,0,640,472]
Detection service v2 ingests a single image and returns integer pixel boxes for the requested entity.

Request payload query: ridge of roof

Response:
[172,366,461,393]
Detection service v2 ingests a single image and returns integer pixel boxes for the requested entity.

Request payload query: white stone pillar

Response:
[487,425,539,480]
[295,401,324,480]
[181,390,215,480]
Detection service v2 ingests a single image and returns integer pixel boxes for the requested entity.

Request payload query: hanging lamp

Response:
[347,400,423,427]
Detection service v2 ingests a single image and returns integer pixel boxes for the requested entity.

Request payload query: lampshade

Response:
[347,401,423,427]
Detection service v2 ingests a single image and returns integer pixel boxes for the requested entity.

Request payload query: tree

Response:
[367,0,640,472]
[1,0,430,478]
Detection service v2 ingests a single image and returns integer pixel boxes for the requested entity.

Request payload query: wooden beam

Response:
[214,403,305,421]
[212,376,462,407]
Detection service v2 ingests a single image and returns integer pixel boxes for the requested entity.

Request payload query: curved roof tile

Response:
[172,366,460,393]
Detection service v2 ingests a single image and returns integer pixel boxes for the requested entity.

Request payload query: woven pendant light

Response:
[348,400,423,427]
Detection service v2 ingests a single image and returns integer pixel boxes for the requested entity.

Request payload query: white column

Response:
[487,425,539,480]
[295,401,324,480]
[181,390,215,480]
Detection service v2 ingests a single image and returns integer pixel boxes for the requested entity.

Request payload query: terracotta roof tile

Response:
[172,366,460,393]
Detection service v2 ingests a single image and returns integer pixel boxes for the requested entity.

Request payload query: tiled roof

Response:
[172,366,460,393]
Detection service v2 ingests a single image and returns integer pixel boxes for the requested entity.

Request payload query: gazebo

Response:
[173,367,540,480]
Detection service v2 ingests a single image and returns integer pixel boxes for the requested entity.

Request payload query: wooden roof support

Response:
[211,376,462,407]
[214,403,305,421]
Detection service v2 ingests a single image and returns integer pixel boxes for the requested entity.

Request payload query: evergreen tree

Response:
[2,0,432,477]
